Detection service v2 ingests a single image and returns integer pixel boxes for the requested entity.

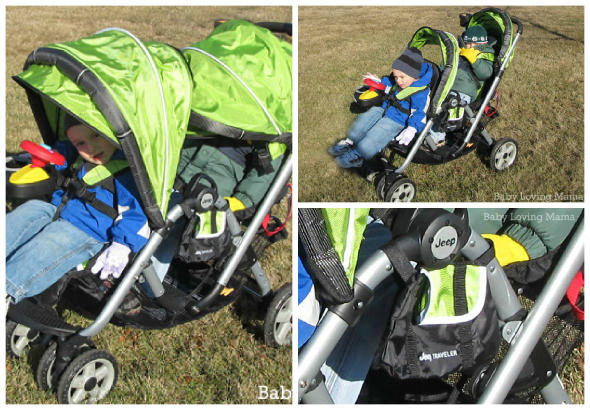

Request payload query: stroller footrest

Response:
[8,298,78,336]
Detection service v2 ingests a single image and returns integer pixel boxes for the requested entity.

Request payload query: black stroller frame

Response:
[368,9,524,202]
[298,209,584,404]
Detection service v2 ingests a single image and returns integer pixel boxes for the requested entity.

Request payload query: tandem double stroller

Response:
[6,21,292,404]
[298,208,584,403]
[353,8,523,202]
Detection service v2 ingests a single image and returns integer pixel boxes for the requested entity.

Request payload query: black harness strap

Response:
[54,162,120,221]
[453,263,475,370]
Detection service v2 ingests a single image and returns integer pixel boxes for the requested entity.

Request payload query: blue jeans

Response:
[347,106,405,160]
[150,191,185,282]
[320,219,397,404]
[6,200,105,304]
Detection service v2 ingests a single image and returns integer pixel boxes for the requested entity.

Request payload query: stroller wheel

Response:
[264,283,292,347]
[384,177,417,202]
[36,341,58,391]
[57,349,118,404]
[375,173,389,200]
[490,137,518,172]
[6,320,39,358]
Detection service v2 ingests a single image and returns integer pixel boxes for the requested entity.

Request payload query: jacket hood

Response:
[410,62,434,88]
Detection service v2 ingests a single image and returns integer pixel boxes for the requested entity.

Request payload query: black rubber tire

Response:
[384,177,417,202]
[57,349,118,404]
[6,320,39,358]
[263,283,292,348]
[36,341,58,391]
[490,137,518,172]
[375,173,388,200]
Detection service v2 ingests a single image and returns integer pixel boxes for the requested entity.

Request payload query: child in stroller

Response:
[6,117,148,306]
[353,8,523,202]
[429,25,495,146]
[329,47,433,168]
[6,21,292,404]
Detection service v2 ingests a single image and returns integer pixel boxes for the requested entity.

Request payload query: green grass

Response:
[298,6,584,202]
[5,6,292,404]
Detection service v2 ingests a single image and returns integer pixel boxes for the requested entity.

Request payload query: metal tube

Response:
[461,230,523,320]
[456,31,522,154]
[395,119,435,173]
[478,217,584,404]
[216,154,292,288]
[298,250,394,401]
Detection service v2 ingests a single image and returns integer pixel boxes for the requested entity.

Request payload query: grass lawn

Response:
[298,6,584,203]
[5,6,292,404]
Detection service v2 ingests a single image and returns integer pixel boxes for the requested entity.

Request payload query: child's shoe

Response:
[335,149,363,168]
[328,139,354,156]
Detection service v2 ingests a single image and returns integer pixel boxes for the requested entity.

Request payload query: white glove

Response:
[91,242,131,280]
[362,72,381,83]
[395,126,418,146]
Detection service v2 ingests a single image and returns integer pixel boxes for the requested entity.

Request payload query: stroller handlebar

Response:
[511,16,524,35]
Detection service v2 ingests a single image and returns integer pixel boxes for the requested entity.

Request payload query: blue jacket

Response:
[51,142,149,253]
[380,62,433,132]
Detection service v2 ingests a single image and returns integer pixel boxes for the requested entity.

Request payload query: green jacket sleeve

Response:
[233,152,285,209]
[471,57,493,82]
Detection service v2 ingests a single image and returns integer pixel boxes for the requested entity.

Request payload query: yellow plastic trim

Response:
[360,90,379,100]
[9,164,50,184]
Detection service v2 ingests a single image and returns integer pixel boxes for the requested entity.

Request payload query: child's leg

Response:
[6,200,58,259]
[345,106,386,146]
[6,218,105,304]
[353,117,405,160]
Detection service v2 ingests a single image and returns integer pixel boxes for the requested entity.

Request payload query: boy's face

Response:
[67,124,117,165]
[392,69,417,89]
[464,42,477,49]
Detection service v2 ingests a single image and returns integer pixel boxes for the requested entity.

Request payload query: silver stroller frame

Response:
[299,209,583,404]
[80,154,292,337]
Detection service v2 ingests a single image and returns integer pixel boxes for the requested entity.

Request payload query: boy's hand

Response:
[459,48,481,64]
[395,126,417,145]
[362,73,381,83]
[91,242,131,280]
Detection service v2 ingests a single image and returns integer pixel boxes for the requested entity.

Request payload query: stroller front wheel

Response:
[36,341,58,391]
[490,137,518,172]
[264,283,292,347]
[384,177,417,202]
[57,349,118,404]
[6,320,39,358]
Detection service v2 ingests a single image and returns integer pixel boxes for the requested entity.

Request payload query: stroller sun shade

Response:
[13,28,193,229]
[407,27,459,117]
[182,20,292,145]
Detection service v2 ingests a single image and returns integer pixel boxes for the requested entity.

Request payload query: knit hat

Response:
[391,47,423,79]
[462,25,488,44]
[63,113,82,134]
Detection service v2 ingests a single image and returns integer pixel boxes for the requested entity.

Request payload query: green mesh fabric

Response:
[321,208,370,285]
[419,265,484,321]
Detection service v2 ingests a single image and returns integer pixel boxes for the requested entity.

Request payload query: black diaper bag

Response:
[374,244,500,379]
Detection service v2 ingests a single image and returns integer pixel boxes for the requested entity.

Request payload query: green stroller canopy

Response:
[182,20,292,145]
[408,27,459,116]
[466,7,516,68]
[13,28,193,229]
